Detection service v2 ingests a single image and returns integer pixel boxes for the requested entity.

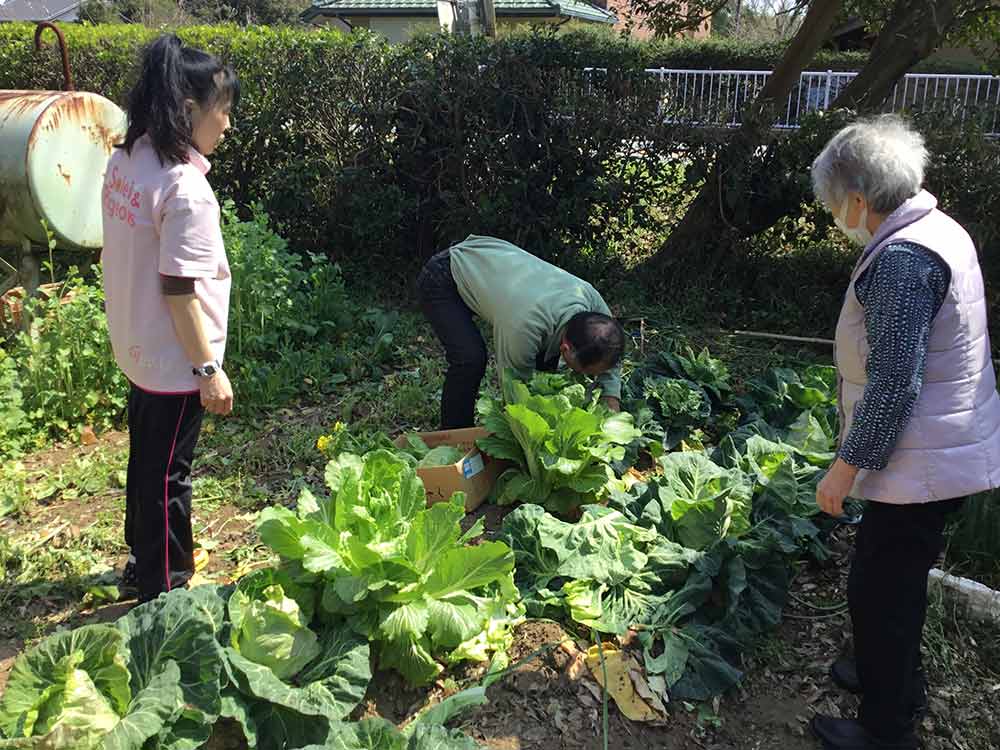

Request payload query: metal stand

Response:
[17,238,39,331]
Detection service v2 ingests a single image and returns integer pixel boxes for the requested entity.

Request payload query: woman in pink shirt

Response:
[102,35,238,603]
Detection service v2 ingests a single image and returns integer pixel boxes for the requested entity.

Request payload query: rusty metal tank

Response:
[0,23,126,254]
[0,89,126,250]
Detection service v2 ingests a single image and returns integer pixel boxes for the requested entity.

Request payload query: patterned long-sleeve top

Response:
[839,242,952,471]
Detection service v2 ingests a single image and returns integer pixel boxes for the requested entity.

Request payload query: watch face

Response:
[204,365,217,376]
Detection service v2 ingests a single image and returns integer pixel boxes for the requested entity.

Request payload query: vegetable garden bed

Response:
[1,342,998,750]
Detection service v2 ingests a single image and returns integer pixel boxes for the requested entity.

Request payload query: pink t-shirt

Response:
[101,135,231,394]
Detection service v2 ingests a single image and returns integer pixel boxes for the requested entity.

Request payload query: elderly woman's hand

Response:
[816,458,860,517]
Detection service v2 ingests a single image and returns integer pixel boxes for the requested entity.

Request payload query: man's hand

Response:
[603,396,621,413]
[200,369,234,415]
[816,458,860,517]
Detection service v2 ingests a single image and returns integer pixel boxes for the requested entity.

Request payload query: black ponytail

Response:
[121,34,240,166]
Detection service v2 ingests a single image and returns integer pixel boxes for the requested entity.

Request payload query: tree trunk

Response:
[832,0,963,111]
[643,0,843,280]
[642,0,995,286]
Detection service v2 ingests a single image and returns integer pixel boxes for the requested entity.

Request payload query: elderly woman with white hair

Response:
[809,115,1000,750]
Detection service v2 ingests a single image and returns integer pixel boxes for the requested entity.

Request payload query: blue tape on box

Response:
[462,454,485,479]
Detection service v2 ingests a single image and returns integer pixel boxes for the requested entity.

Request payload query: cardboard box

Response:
[394,427,506,512]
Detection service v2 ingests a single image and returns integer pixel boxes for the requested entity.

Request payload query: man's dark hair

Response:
[565,312,625,369]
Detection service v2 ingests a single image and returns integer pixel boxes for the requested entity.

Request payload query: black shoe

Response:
[119,557,138,596]
[810,716,918,750]
[829,658,928,721]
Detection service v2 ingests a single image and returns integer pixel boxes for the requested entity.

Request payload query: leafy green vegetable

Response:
[0,626,129,740]
[476,371,641,515]
[231,583,320,681]
[223,625,371,750]
[403,434,431,458]
[503,504,701,633]
[417,446,466,468]
[635,345,731,403]
[643,378,709,424]
[302,688,486,750]
[257,450,520,686]
[654,452,752,551]
[395,437,468,469]
[738,365,837,431]
[0,624,182,750]
[11,650,120,748]
[115,586,226,747]
[639,377,711,449]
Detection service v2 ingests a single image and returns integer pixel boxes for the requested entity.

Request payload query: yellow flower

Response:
[316,434,331,453]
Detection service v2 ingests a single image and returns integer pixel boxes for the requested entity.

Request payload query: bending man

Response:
[417,235,624,429]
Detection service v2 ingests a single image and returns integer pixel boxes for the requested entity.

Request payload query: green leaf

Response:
[224,614,370,747]
[116,588,224,726]
[643,630,689,688]
[406,687,487,734]
[301,718,405,750]
[562,580,605,628]
[417,447,466,468]
[0,625,130,739]
[405,500,465,573]
[256,451,518,688]
[407,725,482,750]
[233,584,320,681]
[656,452,751,550]
[669,624,743,701]
[379,637,441,687]
[103,661,183,750]
[257,506,310,562]
[243,702,333,750]
[219,687,256,749]
[145,708,213,750]
[229,568,317,634]
[379,602,430,642]
[477,370,643,515]
[474,434,523,464]
[425,601,480,650]
[21,652,120,749]
[423,542,514,599]
[598,412,644,445]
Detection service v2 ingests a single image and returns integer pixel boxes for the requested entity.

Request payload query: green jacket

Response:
[448,235,621,399]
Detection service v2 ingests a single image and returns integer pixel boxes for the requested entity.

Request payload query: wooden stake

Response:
[732,329,834,346]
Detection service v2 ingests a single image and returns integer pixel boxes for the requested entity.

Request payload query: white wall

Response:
[368,16,440,42]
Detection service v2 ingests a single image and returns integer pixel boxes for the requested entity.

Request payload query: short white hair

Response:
[811,115,928,215]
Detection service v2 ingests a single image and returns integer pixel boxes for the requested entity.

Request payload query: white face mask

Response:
[834,200,873,247]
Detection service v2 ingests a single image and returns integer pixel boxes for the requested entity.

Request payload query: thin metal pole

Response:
[18,238,39,332]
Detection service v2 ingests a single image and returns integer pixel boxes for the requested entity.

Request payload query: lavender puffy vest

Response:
[835,190,1000,503]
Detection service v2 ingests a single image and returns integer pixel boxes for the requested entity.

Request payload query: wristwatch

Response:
[192,360,222,378]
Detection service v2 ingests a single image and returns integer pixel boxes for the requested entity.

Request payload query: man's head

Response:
[560,312,626,377]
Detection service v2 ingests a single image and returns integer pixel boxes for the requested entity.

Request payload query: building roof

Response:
[303,0,616,24]
[0,0,80,21]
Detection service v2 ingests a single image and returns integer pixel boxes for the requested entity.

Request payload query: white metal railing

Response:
[583,68,1000,136]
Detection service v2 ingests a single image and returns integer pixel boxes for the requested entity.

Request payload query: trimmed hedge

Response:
[1,24,679,270]
[3,23,997,312]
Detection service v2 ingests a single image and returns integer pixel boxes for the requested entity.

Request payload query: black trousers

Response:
[849,498,962,740]
[417,249,487,429]
[125,384,204,599]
